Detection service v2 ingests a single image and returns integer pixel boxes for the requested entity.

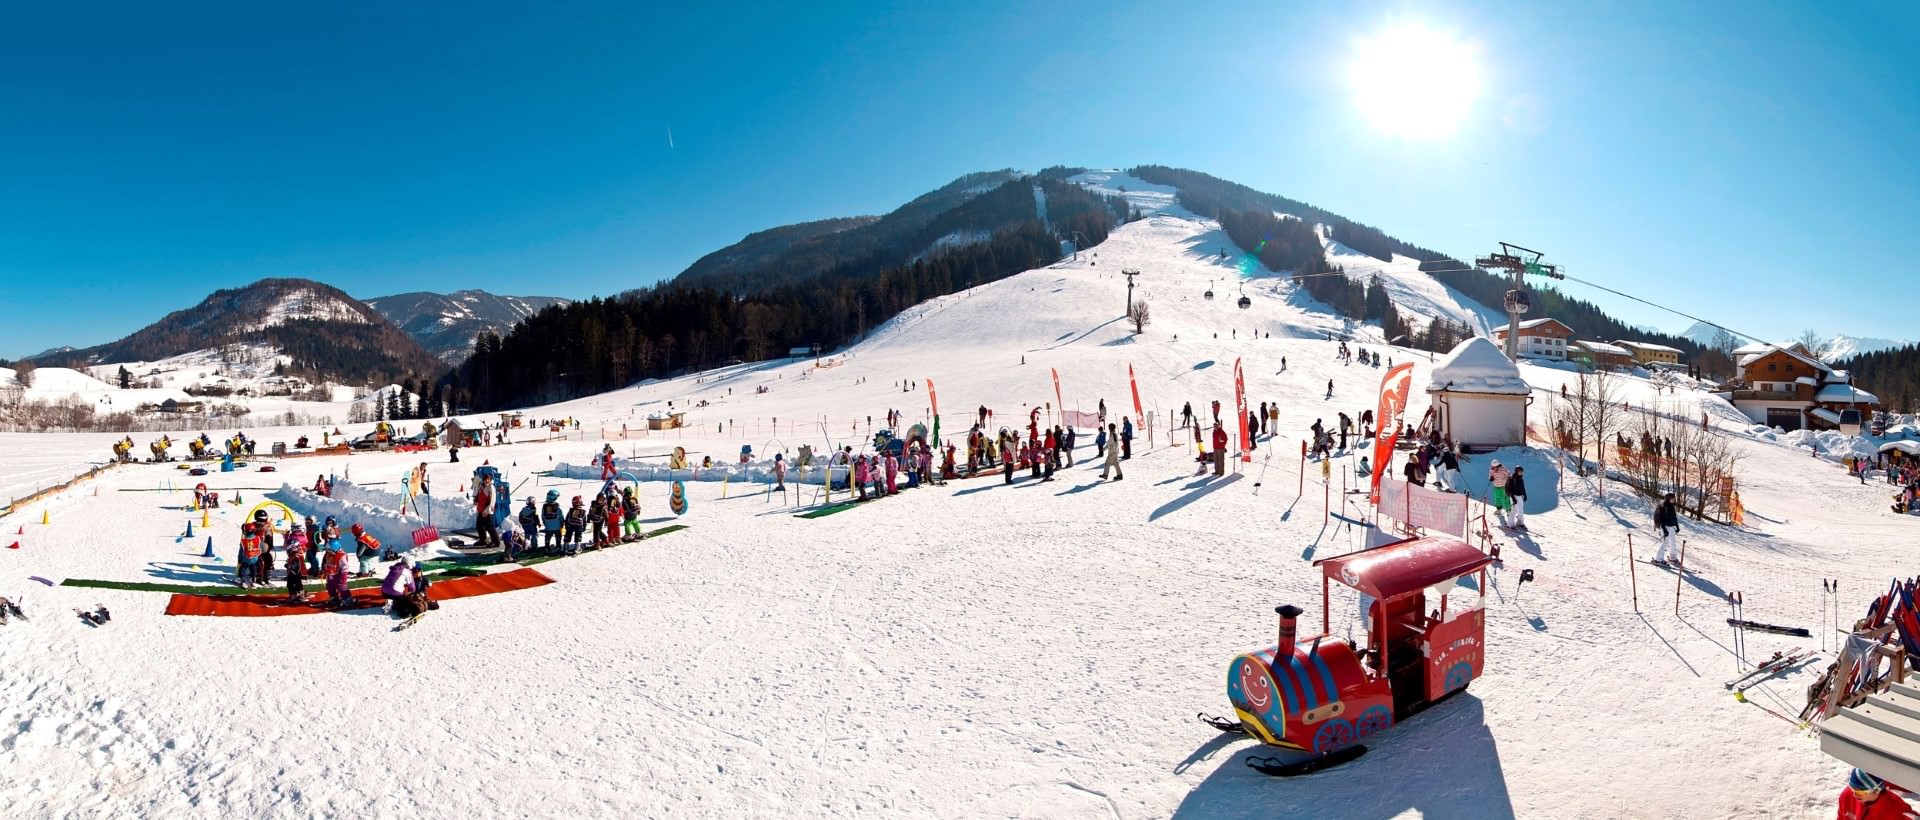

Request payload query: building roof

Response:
[1427,337,1532,396]
[1316,536,1493,601]
[1817,383,1880,405]
[1573,340,1631,356]
[1613,340,1682,354]
[1738,343,1833,375]
[1490,318,1569,335]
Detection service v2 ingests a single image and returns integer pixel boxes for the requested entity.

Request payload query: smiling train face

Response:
[1224,639,1390,753]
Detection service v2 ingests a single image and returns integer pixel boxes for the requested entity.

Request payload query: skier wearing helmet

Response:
[236,522,265,589]
[351,523,381,578]
[382,555,424,619]
[1838,767,1910,819]
[540,490,563,551]
[563,496,587,555]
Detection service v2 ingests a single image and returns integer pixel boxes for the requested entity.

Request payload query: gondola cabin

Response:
[1839,408,1863,437]
[1218,536,1491,770]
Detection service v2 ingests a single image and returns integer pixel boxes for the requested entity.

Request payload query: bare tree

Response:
[13,360,35,388]
[1796,328,1835,361]
[1128,301,1151,335]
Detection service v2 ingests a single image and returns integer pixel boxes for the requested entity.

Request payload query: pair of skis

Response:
[1724,647,1814,692]
[1726,618,1813,638]
[74,604,111,627]
[1195,713,1369,777]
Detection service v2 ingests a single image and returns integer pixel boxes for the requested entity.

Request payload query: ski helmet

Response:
[351,523,364,536]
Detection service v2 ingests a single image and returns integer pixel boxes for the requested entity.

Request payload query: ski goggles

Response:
[1852,785,1885,802]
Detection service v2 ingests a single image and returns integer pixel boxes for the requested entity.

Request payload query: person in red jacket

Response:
[1211,422,1230,476]
[1839,768,1915,820]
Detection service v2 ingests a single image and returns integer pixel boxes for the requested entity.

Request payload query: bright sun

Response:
[1349,24,1482,139]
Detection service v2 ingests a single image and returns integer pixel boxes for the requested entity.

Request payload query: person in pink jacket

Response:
[884,452,899,495]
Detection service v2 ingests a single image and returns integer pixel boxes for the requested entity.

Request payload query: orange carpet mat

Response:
[163,567,555,617]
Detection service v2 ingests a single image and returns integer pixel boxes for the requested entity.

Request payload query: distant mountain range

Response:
[1677,321,1911,360]
[29,278,446,385]
[365,290,569,363]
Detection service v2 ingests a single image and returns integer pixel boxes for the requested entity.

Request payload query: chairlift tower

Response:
[1474,242,1562,362]
[1123,268,1141,314]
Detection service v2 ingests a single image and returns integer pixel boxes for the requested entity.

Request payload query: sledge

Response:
[1204,536,1491,775]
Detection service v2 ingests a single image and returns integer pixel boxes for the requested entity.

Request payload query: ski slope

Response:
[0,203,1907,819]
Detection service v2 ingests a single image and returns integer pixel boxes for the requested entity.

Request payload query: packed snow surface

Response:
[0,185,1907,819]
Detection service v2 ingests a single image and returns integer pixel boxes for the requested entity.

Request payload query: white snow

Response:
[0,203,1906,819]
[1428,337,1532,395]
[1322,226,1505,335]
[242,287,371,332]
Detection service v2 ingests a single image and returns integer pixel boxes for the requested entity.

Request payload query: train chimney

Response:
[1275,604,1304,658]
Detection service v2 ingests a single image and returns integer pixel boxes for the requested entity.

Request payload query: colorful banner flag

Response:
[1051,368,1064,423]
[1128,364,1144,426]
[927,378,940,446]
[1234,357,1250,462]
[1369,363,1416,504]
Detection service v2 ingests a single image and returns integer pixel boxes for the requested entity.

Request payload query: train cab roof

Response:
[1315,536,1492,601]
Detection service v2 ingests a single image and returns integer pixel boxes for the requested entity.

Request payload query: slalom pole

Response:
[1298,440,1306,497]
[1627,534,1638,613]
[1674,539,1688,616]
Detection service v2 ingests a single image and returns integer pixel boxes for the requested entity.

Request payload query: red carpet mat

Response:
[164,568,555,617]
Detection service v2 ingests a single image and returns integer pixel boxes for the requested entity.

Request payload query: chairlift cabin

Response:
[1840,408,1864,437]
[1205,287,1216,301]
[1503,288,1532,315]
[1237,283,1252,310]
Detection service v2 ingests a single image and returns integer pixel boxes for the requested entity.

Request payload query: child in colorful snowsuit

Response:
[587,496,608,548]
[563,497,587,554]
[351,524,381,578]
[622,488,643,540]
[854,457,870,500]
[284,528,309,603]
[323,537,352,609]
[517,498,540,546]
[237,523,265,588]
[603,491,624,544]
[541,491,563,550]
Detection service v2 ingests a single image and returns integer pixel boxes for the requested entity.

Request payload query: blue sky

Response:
[3,1,1916,358]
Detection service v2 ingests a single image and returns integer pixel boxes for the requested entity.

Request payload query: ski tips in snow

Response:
[1245,745,1367,777]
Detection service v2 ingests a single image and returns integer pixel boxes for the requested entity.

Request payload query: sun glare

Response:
[1349,24,1482,139]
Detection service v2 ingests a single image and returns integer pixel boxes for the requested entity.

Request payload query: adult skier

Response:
[1120,416,1134,460]
[1652,492,1682,566]
[1100,423,1124,481]
[1489,460,1512,526]
[1211,421,1229,476]
[1504,466,1529,531]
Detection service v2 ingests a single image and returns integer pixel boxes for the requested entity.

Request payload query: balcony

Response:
[1727,389,1805,402]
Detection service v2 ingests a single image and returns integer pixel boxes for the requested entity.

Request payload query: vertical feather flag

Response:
[927,378,940,447]
[1234,358,1250,462]
[1128,364,1144,426]
[1051,368,1064,424]
[1369,363,1416,503]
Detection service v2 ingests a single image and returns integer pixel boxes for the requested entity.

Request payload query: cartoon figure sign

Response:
[669,446,688,470]
[668,481,689,516]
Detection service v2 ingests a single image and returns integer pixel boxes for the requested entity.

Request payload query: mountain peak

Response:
[364,290,570,364]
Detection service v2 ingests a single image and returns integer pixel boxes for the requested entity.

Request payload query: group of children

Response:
[237,510,398,611]
[516,486,645,559]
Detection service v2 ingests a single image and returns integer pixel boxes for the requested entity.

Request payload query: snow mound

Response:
[267,483,442,555]
[1428,338,1531,395]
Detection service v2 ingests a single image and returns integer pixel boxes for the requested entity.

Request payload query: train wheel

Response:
[1312,718,1355,754]
[1353,705,1393,739]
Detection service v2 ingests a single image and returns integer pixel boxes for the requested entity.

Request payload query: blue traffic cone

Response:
[186,520,194,537]
[202,536,215,559]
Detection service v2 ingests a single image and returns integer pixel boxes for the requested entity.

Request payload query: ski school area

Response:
[3,221,1919,817]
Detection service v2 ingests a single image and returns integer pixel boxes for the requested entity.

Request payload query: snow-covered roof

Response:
[1613,340,1681,354]
[1427,337,1531,396]
[1572,340,1630,356]
[1490,318,1567,335]
[1817,383,1880,405]
[1737,343,1832,375]
[1811,407,1842,425]
[1795,376,1820,387]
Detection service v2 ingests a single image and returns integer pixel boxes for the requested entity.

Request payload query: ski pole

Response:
[1674,540,1687,616]
[1627,534,1638,613]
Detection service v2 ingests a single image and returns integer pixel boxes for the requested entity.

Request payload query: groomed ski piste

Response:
[1,172,1909,818]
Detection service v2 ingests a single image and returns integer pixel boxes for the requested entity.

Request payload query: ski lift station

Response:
[1426,337,1532,450]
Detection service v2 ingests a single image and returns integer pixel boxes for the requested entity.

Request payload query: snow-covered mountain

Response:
[32,278,444,385]
[365,290,569,364]
[1679,321,1911,359]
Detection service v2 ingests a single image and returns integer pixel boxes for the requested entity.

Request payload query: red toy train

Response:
[1201,536,1493,775]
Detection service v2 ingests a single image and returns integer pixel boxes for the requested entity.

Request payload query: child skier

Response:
[322,536,352,609]
[587,496,607,549]
[1488,460,1512,527]
[622,487,643,540]
[541,490,564,550]
[236,523,265,588]
[284,527,310,603]
[603,490,624,544]
[563,496,587,555]
[351,524,381,578]
[517,498,540,547]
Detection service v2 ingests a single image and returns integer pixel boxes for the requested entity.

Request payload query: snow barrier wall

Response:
[552,459,850,486]
[327,479,473,530]
[267,484,441,554]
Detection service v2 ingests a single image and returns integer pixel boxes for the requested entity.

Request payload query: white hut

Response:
[1428,337,1532,450]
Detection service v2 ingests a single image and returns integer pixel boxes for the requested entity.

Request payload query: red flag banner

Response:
[1234,357,1250,462]
[1052,368,1064,422]
[1128,364,1144,426]
[1369,363,1416,503]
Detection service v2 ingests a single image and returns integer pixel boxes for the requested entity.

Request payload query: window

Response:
[1768,363,1777,372]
